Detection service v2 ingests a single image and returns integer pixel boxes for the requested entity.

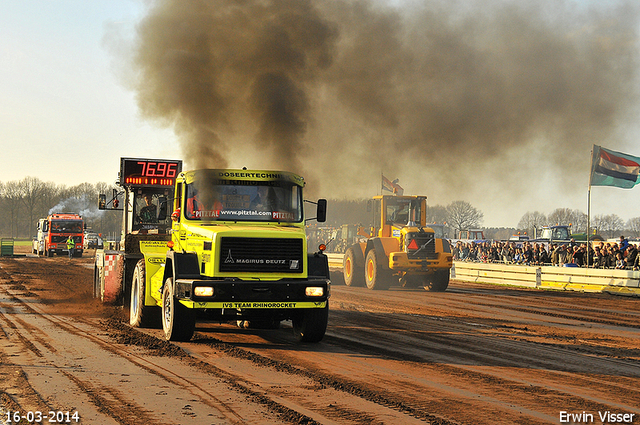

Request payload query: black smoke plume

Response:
[131,0,640,207]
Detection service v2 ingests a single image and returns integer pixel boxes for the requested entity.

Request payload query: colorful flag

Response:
[590,145,640,189]
[382,174,404,195]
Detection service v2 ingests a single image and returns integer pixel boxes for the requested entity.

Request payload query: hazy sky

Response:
[2,0,640,228]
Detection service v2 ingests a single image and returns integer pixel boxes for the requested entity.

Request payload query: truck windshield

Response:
[50,221,83,233]
[185,180,303,222]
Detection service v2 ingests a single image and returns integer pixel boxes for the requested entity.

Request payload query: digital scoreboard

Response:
[120,158,182,187]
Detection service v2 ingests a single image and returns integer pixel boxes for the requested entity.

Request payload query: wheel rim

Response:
[131,277,139,316]
[345,257,352,277]
[163,291,171,329]
[367,259,374,281]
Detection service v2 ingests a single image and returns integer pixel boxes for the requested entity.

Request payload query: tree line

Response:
[0,177,121,239]
[516,208,640,240]
[4,179,635,242]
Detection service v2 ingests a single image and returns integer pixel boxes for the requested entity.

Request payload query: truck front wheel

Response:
[161,277,196,341]
[343,247,364,287]
[130,260,160,328]
[293,303,329,343]
[93,267,102,300]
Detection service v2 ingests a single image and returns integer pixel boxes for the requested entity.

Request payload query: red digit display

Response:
[121,158,182,187]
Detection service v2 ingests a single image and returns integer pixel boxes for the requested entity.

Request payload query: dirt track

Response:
[1,247,640,424]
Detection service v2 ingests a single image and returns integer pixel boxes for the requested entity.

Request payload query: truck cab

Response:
[96,163,331,343]
[539,226,570,242]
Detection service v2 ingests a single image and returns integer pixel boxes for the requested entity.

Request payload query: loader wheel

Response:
[424,270,450,292]
[343,247,364,287]
[365,250,392,290]
[293,302,329,343]
[162,277,196,342]
[130,260,160,328]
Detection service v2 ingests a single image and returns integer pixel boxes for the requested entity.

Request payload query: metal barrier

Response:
[1,239,14,256]
[452,261,640,296]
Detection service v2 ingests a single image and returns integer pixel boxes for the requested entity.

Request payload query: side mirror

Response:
[158,196,168,221]
[99,194,106,210]
[171,208,181,222]
[316,199,327,223]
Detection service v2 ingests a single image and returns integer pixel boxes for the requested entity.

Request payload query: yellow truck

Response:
[343,195,452,291]
[95,160,330,343]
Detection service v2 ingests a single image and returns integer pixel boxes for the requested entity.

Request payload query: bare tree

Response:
[593,214,624,239]
[427,204,447,224]
[626,217,640,238]
[20,177,45,237]
[39,181,62,216]
[547,208,574,226]
[2,181,24,238]
[571,211,588,233]
[517,211,547,237]
[445,200,483,235]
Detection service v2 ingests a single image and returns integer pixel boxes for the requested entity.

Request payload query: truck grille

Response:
[219,237,303,273]
[51,235,80,243]
[405,232,437,259]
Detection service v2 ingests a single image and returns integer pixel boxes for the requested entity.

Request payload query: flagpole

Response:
[587,187,591,269]
[587,146,594,269]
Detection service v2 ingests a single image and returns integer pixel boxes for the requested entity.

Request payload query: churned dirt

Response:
[1,245,640,424]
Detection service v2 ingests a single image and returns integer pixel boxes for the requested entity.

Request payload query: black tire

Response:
[401,274,423,288]
[343,247,364,287]
[161,277,196,341]
[424,270,450,292]
[293,302,329,343]
[47,249,54,257]
[93,267,100,299]
[130,260,161,328]
[364,249,392,290]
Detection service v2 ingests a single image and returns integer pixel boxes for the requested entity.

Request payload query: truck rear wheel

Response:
[93,267,102,300]
[365,250,392,290]
[130,260,160,328]
[161,277,196,341]
[293,303,329,343]
[343,247,364,287]
[425,270,450,292]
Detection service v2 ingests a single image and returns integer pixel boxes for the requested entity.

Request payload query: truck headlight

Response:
[194,286,214,297]
[305,287,324,297]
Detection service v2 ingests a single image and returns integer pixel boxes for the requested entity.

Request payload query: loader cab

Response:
[370,195,426,238]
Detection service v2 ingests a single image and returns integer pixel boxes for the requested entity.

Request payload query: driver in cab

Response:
[138,194,157,223]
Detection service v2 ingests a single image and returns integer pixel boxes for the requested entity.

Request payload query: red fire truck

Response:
[33,213,85,257]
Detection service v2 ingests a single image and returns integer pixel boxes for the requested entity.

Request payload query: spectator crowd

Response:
[452,236,640,270]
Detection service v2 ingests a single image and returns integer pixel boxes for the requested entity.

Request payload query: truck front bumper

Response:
[174,278,330,309]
